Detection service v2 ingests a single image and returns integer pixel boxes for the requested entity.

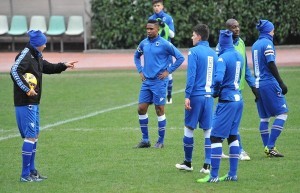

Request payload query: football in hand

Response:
[23,73,37,89]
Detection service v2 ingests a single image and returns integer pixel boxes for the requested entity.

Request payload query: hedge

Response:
[91,0,300,49]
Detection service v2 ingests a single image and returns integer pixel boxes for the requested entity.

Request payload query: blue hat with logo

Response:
[256,19,274,34]
[219,29,233,48]
[28,30,47,47]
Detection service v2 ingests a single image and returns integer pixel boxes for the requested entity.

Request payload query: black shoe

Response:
[135,141,151,148]
[30,169,48,179]
[264,146,284,157]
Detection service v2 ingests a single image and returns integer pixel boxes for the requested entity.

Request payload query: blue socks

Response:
[183,136,194,162]
[30,139,37,172]
[259,120,270,147]
[210,143,222,178]
[139,114,149,142]
[228,140,239,177]
[267,115,287,148]
[21,139,34,177]
[157,115,166,143]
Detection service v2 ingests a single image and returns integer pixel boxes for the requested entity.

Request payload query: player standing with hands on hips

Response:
[251,19,288,157]
[10,30,77,182]
[149,0,175,104]
[134,20,184,148]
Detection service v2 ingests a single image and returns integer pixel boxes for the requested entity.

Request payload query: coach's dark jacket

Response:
[10,43,68,106]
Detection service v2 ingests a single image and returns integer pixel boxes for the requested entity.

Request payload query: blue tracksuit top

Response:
[185,41,218,98]
[214,47,243,101]
[251,34,277,88]
[134,36,184,79]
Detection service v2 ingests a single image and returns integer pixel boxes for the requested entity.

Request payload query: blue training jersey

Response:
[214,47,243,101]
[185,41,218,98]
[251,35,277,88]
[134,36,184,79]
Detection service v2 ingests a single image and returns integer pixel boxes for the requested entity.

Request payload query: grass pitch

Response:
[0,67,300,193]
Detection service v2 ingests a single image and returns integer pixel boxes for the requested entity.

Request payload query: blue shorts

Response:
[15,105,40,138]
[256,83,288,118]
[185,95,213,129]
[211,100,243,139]
[139,78,168,105]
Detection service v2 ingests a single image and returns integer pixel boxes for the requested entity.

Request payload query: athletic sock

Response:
[237,133,243,154]
[259,120,269,147]
[139,114,149,142]
[267,115,287,148]
[204,129,211,164]
[167,79,173,97]
[228,140,239,177]
[210,143,222,178]
[30,139,38,172]
[157,114,166,143]
[21,139,34,177]
[183,136,194,162]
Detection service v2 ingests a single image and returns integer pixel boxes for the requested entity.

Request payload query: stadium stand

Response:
[46,15,66,52]
[0,0,91,52]
[29,16,47,33]
[7,15,28,52]
[0,15,9,35]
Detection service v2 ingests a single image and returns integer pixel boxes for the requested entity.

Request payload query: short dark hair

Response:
[147,19,159,25]
[193,24,209,41]
[152,0,163,4]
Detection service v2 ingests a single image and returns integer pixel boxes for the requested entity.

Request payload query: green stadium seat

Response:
[46,15,66,52]
[7,15,28,51]
[0,15,9,35]
[29,16,47,33]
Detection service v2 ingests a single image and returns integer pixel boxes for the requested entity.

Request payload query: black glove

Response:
[279,82,288,95]
[212,90,220,98]
[250,86,259,102]
[157,18,165,27]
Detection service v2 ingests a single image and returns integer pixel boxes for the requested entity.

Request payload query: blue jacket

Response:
[134,36,184,79]
[251,34,277,88]
[185,41,218,98]
[214,47,243,101]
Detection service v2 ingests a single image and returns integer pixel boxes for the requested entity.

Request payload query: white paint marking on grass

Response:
[0,89,185,141]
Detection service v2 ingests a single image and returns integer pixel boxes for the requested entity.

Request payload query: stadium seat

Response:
[46,15,66,52]
[29,16,47,33]
[65,16,84,36]
[0,15,9,35]
[7,15,28,51]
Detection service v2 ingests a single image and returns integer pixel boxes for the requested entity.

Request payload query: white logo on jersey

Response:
[30,122,35,128]
[156,42,160,46]
[267,44,272,49]
[282,104,287,108]
[160,97,164,102]
[218,57,223,62]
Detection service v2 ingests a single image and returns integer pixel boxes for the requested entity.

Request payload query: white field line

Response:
[0,89,185,141]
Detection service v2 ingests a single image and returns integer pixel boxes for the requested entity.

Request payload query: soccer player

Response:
[134,19,184,148]
[197,30,244,183]
[216,19,259,161]
[175,24,218,174]
[10,30,77,182]
[149,0,175,104]
[251,19,288,157]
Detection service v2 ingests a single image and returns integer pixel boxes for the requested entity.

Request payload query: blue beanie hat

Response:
[219,29,233,48]
[28,30,47,47]
[256,19,274,34]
